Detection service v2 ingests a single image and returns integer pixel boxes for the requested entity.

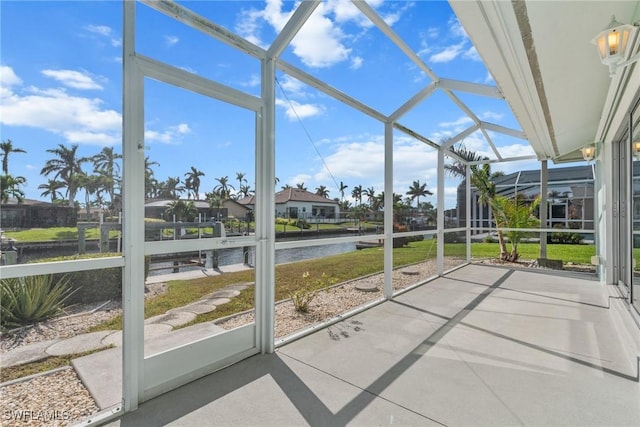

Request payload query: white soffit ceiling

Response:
[450,0,639,162]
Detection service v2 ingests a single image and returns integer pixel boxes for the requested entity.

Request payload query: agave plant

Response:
[0,274,75,330]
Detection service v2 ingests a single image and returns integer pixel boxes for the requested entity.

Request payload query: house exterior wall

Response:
[224,201,250,219]
[276,201,338,220]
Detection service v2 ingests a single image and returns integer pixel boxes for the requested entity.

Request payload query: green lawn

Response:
[4,226,120,242]
[88,239,597,332]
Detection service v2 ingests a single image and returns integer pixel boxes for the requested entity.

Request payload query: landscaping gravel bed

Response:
[0,368,98,427]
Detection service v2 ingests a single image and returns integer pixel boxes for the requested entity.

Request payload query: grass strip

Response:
[0,346,113,384]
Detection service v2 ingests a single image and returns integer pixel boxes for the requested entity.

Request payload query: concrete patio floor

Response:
[106,264,640,426]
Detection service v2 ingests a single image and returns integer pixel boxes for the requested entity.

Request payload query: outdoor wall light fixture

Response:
[633,141,640,159]
[581,145,596,162]
[592,15,638,77]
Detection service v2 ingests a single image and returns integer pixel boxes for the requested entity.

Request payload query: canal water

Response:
[149,241,359,275]
[10,237,361,274]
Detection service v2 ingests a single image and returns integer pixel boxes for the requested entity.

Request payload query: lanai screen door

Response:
[122,1,264,404]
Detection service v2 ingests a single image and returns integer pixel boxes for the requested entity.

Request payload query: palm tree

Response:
[144,156,160,199]
[92,147,121,204]
[375,191,403,210]
[157,176,184,199]
[281,184,292,190]
[41,143,87,208]
[0,139,26,175]
[338,181,349,201]
[364,186,376,208]
[184,166,205,200]
[339,199,352,211]
[214,176,235,199]
[406,180,432,207]
[296,182,307,191]
[443,140,486,178]
[205,191,224,219]
[165,199,197,222]
[79,173,103,216]
[39,179,65,202]
[493,195,541,262]
[235,172,247,196]
[351,185,363,206]
[315,185,330,198]
[239,184,252,198]
[1,174,26,203]
[447,144,509,260]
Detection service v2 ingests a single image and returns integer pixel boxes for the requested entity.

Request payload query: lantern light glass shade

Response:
[633,141,640,158]
[592,15,635,74]
[581,146,596,162]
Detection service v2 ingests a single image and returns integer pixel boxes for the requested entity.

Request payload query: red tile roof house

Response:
[237,188,340,223]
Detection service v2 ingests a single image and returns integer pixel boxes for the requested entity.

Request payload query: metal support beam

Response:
[481,127,503,161]
[480,121,527,139]
[389,82,437,122]
[277,61,387,123]
[258,58,276,353]
[122,0,144,411]
[392,122,440,150]
[540,160,548,258]
[442,124,480,149]
[437,78,503,99]
[140,0,266,60]
[267,1,320,58]
[137,54,262,111]
[469,155,538,165]
[466,163,471,262]
[352,0,438,81]
[437,148,445,275]
[384,122,393,299]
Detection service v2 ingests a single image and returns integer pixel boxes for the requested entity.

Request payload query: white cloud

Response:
[439,116,474,130]
[84,24,121,47]
[145,123,191,144]
[350,56,363,70]
[178,65,198,74]
[235,8,266,48]
[276,98,324,120]
[65,130,118,145]
[310,134,439,197]
[426,27,439,39]
[288,3,351,68]
[41,69,104,90]
[237,0,408,69]
[463,46,480,61]
[85,24,112,37]
[287,174,312,187]
[484,72,495,84]
[429,42,466,63]
[277,74,305,96]
[492,142,535,159]
[165,35,179,47]
[1,65,23,87]
[328,0,363,23]
[1,68,121,146]
[241,74,261,87]
[480,111,504,122]
[448,16,467,39]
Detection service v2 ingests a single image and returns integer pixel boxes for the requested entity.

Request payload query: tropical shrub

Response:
[548,225,583,244]
[1,274,75,330]
[290,271,335,313]
[291,219,310,229]
[493,195,541,261]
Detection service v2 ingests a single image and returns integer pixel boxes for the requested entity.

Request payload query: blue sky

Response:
[1,0,548,210]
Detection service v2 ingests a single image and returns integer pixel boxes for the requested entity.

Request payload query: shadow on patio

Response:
[108,264,640,426]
